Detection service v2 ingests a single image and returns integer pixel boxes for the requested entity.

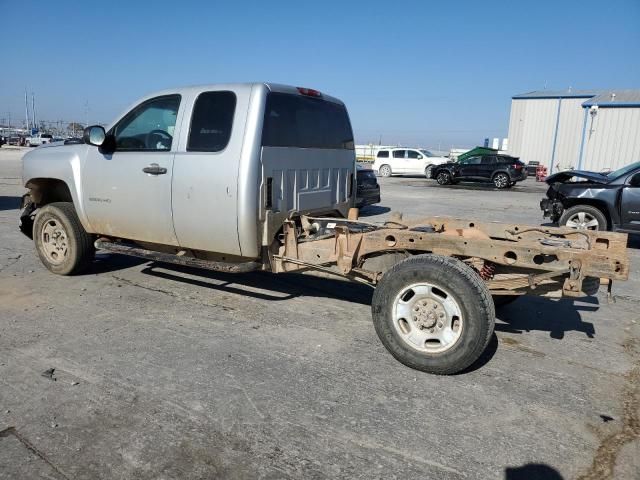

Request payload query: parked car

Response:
[0,135,5,147]
[26,133,54,146]
[355,163,381,207]
[526,160,540,176]
[432,154,527,188]
[373,148,449,178]
[540,161,640,232]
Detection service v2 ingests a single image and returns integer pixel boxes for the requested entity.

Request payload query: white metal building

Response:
[506,89,640,174]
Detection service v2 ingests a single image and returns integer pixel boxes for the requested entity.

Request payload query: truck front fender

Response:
[22,145,94,233]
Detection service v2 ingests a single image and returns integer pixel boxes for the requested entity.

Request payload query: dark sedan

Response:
[541,161,640,232]
[356,163,381,208]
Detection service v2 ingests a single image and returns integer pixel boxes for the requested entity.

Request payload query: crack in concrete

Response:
[0,426,70,480]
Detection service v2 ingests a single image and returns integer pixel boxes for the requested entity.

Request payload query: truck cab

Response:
[22,83,356,261]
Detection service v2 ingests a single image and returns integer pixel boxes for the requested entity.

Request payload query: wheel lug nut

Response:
[437,322,443,329]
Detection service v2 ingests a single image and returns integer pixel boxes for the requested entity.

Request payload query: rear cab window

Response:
[393,150,406,158]
[187,91,237,152]
[377,150,389,158]
[262,92,354,149]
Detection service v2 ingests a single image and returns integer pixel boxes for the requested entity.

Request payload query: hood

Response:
[545,170,610,185]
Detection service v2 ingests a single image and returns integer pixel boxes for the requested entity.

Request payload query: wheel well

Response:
[25,178,73,206]
[562,199,611,227]
[492,171,509,179]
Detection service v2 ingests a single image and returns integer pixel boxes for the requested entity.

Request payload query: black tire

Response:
[371,254,495,375]
[436,171,452,185]
[493,295,519,308]
[33,202,94,275]
[558,205,607,231]
[493,172,510,189]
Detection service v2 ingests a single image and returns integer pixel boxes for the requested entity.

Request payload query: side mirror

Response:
[83,125,106,146]
[630,172,640,187]
[417,155,423,159]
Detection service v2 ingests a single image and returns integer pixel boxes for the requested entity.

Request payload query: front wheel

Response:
[371,255,495,375]
[558,205,607,231]
[425,165,434,179]
[436,171,452,185]
[33,202,95,275]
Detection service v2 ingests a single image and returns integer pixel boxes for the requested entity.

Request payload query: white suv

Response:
[373,148,449,178]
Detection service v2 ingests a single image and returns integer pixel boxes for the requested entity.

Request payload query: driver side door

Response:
[82,94,183,245]
[620,171,640,232]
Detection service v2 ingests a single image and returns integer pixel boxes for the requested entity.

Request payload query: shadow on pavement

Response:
[495,296,598,339]
[0,196,21,211]
[505,463,564,479]
[457,333,499,374]
[358,205,390,217]
[139,262,374,305]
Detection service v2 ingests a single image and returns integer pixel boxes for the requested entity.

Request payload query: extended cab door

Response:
[171,88,248,256]
[82,94,182,245]
[620,171,640,231]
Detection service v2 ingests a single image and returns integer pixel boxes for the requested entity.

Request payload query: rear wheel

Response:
[379,165,392,177]
[371,255,495,375]
[493,172,510,189]
[33,202,95,275]
[436,171,452,185]
[559,205,607,231]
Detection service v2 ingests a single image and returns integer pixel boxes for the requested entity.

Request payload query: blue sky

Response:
[1,0,638,148]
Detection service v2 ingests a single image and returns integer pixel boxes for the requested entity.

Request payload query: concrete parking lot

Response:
[1,147,639,479]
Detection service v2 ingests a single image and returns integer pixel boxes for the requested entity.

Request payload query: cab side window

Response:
[113,95,181,151]
[407,150,421,159]
[393,150,406,159]
[188,91,237,152]
[377,150,389,158]
[481,156,497,165]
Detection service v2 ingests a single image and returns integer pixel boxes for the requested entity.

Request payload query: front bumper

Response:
[540,197,563,220]
[356,186,381,208]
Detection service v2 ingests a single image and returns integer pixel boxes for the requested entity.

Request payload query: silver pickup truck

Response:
[20,83,630,375]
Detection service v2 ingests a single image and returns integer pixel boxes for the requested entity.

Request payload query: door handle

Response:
[142,163,167,175]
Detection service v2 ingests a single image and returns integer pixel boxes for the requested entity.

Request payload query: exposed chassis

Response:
[272,214,630,298]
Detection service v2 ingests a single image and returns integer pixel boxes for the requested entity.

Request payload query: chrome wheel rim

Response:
[566,211,600,230]
[380,165,391,177]
[41,219,69,265]
[392,283,463,354]
[436,172,449,184]
[494,174,508,188]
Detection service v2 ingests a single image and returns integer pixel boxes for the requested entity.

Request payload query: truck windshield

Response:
[262,93,354,150]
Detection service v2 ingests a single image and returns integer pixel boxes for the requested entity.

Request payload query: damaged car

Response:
[540,161,640,232]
